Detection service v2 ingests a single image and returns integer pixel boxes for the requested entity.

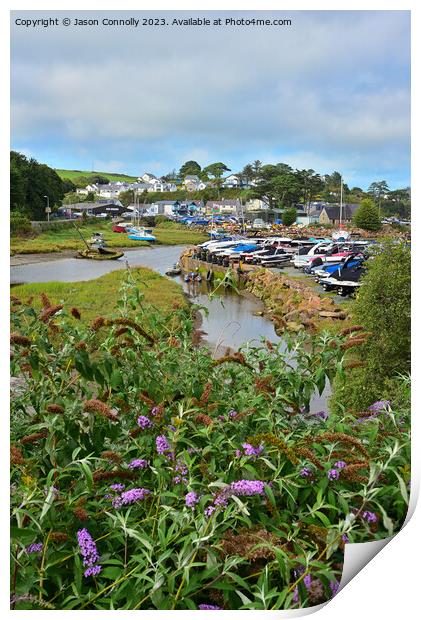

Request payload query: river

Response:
[10,244,329,411]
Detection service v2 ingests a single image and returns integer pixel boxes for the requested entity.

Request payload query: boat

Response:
[165,263,182,276]
[77,248,124,260]
[112,223,131,233]
[184,271,202,283]
[72,223,124,260]
[127,227,156,242]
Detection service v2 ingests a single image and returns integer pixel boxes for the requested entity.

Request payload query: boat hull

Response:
[127,234,156,241]
[76,249,124,260]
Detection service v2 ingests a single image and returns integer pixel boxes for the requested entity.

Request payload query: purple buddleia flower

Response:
[175,459,188,475]
[205,506,216,518]
[230,480,266,496]
[241,443,264,457]
[110,483,125,492]
[84,564,102,578]
[185,491,199,508]
[120,488,150,505]
[156,435,171,455]
[362,510,378,523]
[314,410,329,421]
[217,415,225,422]
[293,587,299,604]
[342,533,349,543]
[334,461,347,469]
[235,449,242,458]
[369,400,390,412]
[303,574,312,588]
[328,469,340,481]
[137,415,152,429]
[112,496,123,508]
[127,458,148,470]
[300,467,312,478]
[77,529,99,567]
[228,410,237,419]
[330,580,340,596]
[151,406,160,416]
[26,542,43,554]
[198,604,222,610]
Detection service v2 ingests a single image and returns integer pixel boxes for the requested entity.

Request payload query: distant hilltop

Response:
[54,169,138,183]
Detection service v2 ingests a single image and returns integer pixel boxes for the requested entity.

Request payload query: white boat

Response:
[127,227,156,242]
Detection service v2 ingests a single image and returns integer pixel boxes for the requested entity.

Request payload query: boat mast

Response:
[339,175,343,228]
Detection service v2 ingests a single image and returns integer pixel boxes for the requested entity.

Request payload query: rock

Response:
[286,321,303,332]
[319,310,347,319]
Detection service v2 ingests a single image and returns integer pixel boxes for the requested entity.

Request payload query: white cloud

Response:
[10,10,410,184]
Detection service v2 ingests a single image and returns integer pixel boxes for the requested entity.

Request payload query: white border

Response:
[3,2,418,619]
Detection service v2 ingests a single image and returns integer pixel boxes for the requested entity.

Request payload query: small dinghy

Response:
[184,271,202,283]
[165,263,182,276]
[127,227,156,242]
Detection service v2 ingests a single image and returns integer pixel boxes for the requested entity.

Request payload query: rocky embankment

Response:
[245,269,348,334]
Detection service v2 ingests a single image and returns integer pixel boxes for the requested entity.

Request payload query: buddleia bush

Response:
[10,271,410,610]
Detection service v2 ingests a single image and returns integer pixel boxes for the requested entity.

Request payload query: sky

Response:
[10,10,410,190]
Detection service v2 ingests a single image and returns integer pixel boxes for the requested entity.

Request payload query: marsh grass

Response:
[11,267,188,323]
[10,222,207,254]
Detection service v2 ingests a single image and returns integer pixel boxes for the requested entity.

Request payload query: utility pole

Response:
[44,195,50,222]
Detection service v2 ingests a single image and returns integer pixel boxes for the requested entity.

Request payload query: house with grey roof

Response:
[319,204,359,225]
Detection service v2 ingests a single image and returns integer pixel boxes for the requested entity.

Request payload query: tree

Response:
[381,188,411,219]
[252,160,262,178]
[330,240,410,413]
[296,169,324,209]
[202,162,231,180]
[119,190,135,207]
[367,180,389,216]
[282,208,297,226]
[241,164,254,184]
[179,161,201,179]
[10,151,66,220]
[252,164,301,209]
[353,197,381,231]
[323,171,349,202]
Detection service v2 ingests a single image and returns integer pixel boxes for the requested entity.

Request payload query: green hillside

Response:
[55,169,138,182]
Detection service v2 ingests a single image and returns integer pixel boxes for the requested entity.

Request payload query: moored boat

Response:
[165,263,182,276]
[127,227,156,242]
[76,248,124,260]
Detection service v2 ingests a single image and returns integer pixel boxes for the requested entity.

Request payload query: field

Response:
[55,169,138,183]
[11,267,188,324]
[10,222,208,254]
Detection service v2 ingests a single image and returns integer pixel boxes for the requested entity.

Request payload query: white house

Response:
[139,173,158,183]
[205,199,241,215]
[244,198,269,212]
[182,175,200,191]
[222,174,241,188]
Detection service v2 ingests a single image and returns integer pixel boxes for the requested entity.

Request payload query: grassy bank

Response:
[11,267,188,323]
[55,169,138,182]
[10,221,208,254]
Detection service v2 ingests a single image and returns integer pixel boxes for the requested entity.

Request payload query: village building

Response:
[318,204,359,225]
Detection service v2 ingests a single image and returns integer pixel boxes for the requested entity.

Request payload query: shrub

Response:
[352,198,381,231]
[281,208,297,226]
[10,272,410,610]
[10,213,32,236]
[330,240,410,413]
